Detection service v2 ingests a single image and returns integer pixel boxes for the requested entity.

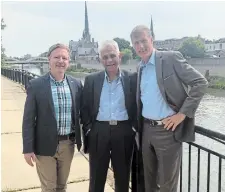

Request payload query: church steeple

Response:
[83,1,90,41]
[150,15,155,40]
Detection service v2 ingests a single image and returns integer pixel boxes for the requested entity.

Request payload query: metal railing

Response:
[180,126,225,192]
[1,68,225,192]
[1,68,40,89]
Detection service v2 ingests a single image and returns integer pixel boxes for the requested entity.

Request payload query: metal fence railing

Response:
[1,68,40,89]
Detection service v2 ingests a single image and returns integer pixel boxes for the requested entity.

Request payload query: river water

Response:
[15,65,225,192]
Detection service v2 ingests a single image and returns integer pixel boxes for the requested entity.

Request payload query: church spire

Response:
[150,15,155,40]
[84,1,90,38]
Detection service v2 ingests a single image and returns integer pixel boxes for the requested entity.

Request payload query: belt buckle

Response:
[157,121,163,126]
[109,120,117,125]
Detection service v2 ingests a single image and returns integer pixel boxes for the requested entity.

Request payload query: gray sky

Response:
[2,1,225,57]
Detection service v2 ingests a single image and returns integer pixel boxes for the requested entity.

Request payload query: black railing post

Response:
[188,145,191,192]
[197,148,200,192]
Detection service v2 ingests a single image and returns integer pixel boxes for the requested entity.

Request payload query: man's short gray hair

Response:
[130,25,152,40]
[47,43,70,57]
[98,40,120,59]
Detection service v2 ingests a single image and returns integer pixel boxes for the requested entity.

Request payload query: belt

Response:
[96,120,129,126]
[58,133,75,141]
[143,118,163,126]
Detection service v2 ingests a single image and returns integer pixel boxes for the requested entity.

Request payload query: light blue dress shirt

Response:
[96,71,129,121]
[140,50,175,120]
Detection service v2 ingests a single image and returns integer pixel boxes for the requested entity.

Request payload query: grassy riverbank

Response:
[66,66,100,80]
[208,76,225,90]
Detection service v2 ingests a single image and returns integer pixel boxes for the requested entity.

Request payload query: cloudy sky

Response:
[1,0,225,57]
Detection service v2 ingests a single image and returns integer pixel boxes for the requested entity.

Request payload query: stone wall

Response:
[188,58,225,77]
[126,58,225,77]
[188,58,225,65]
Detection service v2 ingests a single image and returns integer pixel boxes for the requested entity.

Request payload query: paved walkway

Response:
[1,76,114,192]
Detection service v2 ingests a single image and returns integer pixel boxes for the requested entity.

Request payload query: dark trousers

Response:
[88,121,135,192]
[142,122,182,192]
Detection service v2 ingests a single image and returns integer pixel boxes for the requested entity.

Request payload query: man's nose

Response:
[139,43,144,48]
[107,57,113,62]
[58,57,63,62]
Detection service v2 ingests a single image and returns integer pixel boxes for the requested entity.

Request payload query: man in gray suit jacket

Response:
[130,25,208,192]
[22,43,82,192]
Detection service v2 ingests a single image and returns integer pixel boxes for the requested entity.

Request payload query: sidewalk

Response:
[1,76,114,192]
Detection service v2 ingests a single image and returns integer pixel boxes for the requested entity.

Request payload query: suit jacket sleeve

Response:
[130,72,138,130]
[80,75,92,133]
[172,51,208,118]
[78,79,83,121]
[22,81,37,154]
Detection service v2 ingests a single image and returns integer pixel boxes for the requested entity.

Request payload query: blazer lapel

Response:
[94,71,104,115]
[43,73,56,120]
[120,70,130,111]
[67,76,76,109]
[155,51,167,102]
[136,64,142,117]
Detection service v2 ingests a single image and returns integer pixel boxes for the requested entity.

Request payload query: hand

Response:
[162,113,186,131]
[24,152,36,167]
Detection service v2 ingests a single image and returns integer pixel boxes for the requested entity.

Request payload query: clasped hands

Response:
[162,113,186,131]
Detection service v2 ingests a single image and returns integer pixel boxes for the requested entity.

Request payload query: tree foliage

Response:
[121,48,132,64]
[178,37,205,58]
[113,37,131,51]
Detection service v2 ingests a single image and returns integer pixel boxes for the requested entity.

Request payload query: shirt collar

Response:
[104,69,121,83]
[140,49,156,67]
[49,73,66,85]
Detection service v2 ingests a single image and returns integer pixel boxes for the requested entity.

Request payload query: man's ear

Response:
[119,52,123,59]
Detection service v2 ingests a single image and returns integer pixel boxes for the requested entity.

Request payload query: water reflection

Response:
[196,95,225,134]
[11,64,45,76]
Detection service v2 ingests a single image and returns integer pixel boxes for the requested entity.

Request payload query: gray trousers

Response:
[142,122,182,192]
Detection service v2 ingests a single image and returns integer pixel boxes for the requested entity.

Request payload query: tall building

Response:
[69,2,98,62]
[150,15,155,41]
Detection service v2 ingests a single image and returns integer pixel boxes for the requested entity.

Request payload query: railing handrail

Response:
[195,125,225,144]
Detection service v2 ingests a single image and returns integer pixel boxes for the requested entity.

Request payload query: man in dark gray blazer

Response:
[81,40,137,192]
[130,25,208,192]
[22,43,82,192]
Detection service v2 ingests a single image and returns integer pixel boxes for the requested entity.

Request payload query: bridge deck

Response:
[1,76,114,192]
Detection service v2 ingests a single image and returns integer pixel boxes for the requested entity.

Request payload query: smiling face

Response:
[131,30,154,63]
[48,47,70,77]
[100,45,122,74]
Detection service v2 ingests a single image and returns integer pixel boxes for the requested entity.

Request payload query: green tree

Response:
[121,48,132,64]
[1,18,7,66]
[113,37,131,51]
[131,47,141,60]
[178,37,205,58]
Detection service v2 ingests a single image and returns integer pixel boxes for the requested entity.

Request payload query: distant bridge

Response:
[5,56,75,65]
[5,57,49,65]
